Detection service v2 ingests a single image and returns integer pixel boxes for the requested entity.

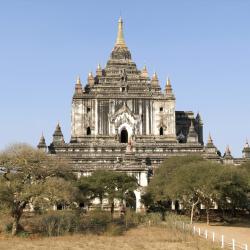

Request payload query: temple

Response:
[38,18,250,211]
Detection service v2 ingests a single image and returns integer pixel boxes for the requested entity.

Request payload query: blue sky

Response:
[0,0,249,157]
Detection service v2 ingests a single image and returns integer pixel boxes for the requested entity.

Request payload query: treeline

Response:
[142,155,250,224]
[0,144,138,235]
[1,144,249,236]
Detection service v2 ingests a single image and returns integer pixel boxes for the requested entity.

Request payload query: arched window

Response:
[120,128,128,143]
[160,127,164,136]
[87,127,91,135]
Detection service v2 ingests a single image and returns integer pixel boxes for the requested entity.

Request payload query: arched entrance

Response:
[87,127,91,135]
[125,191,136,210]
[160,127,163,136]
[120,128,128,143]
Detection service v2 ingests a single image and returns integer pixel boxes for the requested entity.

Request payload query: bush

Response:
[124,210,146,227]
[144,212,162,226]
[38,211,80,236]
[80,210,111,234]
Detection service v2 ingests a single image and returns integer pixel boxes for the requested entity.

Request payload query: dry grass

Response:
[0,226,220,250]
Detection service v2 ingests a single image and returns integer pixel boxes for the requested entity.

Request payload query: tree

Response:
[0,144,77,235]
[145,155,250,224]
[78,170,138,217]
[77,170,110,209]
[144,155,205,221]
[216,165,249,217]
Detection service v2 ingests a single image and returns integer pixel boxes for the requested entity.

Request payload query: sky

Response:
[0,0,249,157]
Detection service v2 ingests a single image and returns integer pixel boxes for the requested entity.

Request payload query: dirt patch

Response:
[195,222,250,247]
[0,226,219,250]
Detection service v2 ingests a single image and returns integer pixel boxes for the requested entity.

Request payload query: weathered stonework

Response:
[38,18,250,211]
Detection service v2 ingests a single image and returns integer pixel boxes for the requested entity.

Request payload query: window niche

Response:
[87,127,91,135]
[159,127,164,136]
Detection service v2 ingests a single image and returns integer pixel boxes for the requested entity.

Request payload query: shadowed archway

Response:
[120,128,128,143]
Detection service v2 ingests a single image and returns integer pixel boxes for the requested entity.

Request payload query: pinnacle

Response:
[208,133,213,143]
[76,76,81,85]
[152,72,158,80]
[115,16,127,48]
[166,77,171,86]
[225,145,231,155]
[244,138,249,148]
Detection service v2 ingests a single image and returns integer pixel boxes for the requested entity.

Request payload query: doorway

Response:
[120,128,128,143]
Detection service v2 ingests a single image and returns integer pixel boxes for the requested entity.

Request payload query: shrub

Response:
[124,210,146,227]
[38,211,80,236]
[144,212,162,226]
[80,210,111,234]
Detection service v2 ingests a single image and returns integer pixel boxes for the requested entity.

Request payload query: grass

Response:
[0,225,220,250]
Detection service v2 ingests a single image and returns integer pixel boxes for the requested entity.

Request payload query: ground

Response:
[195,222,250,247]
[0,226,220,250]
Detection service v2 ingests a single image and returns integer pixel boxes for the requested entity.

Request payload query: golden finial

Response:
[115,17,126,47]
[167,77,171,86]
[152,72,158,80]
[208,132,213,143]
[141,65,148,77]
[76,76,81,85]
[165,77,173,94]
[96,64,102,77]
[88,72,94,86]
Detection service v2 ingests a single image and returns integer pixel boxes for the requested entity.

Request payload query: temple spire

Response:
[242,138,250,159]
[115,17,126,48]
[165,77,173,95]
[207,133,213,144]
[76,75,81,85]
[225,145,232,157]
[75,76,82,95]
[52,122,65,145]
[37,133,47,152]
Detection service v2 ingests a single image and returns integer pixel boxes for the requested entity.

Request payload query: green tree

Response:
[145,156,250,224]
[144,155,205,221]
[216,165,249,217]
[78,170,138,217]
[0,144,77,235]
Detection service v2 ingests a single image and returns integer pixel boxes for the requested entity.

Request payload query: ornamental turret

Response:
[87,72,95,87]
[141,66,148,78]
[187,120,198,143]
[96,64,102,77]
[204,133,220,160]
[74,76,82,95]
[165,77,175,99]
[52,123,65,145]
[151,72,161,91]
[223,145,234,165]
[37,133,47,152]
[242,139,250,159]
